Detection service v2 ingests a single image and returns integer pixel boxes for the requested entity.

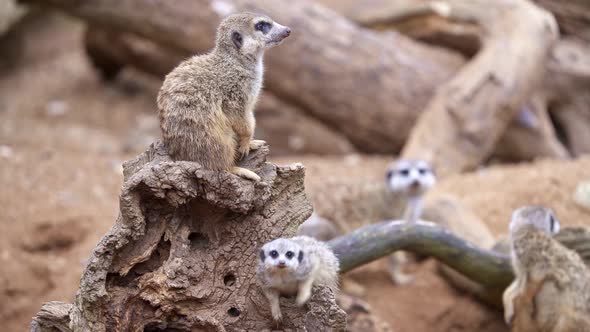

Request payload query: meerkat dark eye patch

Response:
[255,21,272,34]
[386,169,394,180]
[298,250,304,263]
[418,168,427,175]
[399,169,410,176]
[232,31,243,49]
[259,249,266,262]
[270,250,279,259]
[285,251,294,259]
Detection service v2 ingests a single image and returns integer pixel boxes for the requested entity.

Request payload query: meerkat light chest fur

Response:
[257,236,339,322]
[503,205,590,332]
[385,159,436,285]
[157,13,290,181]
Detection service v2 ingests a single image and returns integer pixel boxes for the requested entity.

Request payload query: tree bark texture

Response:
[31,142,347,332]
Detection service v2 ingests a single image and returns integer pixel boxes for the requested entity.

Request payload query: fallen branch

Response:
[328,220,513,288]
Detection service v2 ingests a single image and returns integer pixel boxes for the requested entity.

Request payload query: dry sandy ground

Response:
[1,13,589,332]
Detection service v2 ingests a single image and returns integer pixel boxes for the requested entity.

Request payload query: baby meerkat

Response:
[503,205,590,332]
[257,236,340,322]
[157,13,291,181]
[385,159,437,285]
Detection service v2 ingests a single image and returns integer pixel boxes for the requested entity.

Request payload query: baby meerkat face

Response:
[216,12,291,60]
[386,159,436,197]
[509,205,560,236]
[260,238,304,272]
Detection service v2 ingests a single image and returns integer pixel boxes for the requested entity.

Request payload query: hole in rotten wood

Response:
[227,307,241,317]
[188,232,208,249]
[224,273,236,287]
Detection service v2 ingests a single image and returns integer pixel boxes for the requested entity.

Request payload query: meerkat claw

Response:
[232,167,261,181]
[250,139,266,150]
[272,311,282,323]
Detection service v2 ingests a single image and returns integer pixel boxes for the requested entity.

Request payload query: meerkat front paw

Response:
[271,309,282,323]
[232,166,261,181]
[295,288,311,306]
[237,141,250,160]
[250,139,266,150]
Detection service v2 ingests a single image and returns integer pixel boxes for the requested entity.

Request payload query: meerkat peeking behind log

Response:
[257,236,339,322]
[157,13,291,181]
[503,205,590,332]
[386,159,436,223]
[385,159,436,285]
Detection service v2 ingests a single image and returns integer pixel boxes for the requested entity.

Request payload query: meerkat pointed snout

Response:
[386,159,436,224]
[387,159,436,199]
[157,13,291,182]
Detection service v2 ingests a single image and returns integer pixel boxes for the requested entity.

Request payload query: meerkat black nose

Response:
[280,27,291,39]
[278,260,286,268]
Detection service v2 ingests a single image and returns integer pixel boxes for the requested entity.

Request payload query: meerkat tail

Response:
[232,166,261,181]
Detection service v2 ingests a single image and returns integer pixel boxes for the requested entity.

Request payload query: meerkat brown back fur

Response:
[157,13,291,181]
[503,205,590,332]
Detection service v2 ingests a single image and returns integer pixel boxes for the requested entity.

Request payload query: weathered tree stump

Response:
[31,142,346,331]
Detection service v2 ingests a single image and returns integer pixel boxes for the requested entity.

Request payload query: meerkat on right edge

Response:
[157,13,291,181]
[385,159,436,284]
[257,236,339,322]
[504,205,590,332]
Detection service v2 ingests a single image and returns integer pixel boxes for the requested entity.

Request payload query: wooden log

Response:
[31,141,347,331]
[318,0,573,164]
[26,0,464,153]
[400,0,558,175]
[534,0,590,43]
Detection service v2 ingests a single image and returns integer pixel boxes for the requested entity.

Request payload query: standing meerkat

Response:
[157,13,291,181]
[385,159,437,284]
[257,236,339,322]
[503,205,590,332]
[386,159,437,223]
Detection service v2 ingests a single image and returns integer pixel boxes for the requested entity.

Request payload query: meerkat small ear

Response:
[259,249,266,262]
[298,250,304,263]
[232,31,243,49]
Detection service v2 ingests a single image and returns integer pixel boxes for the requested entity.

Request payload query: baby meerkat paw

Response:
[232,167,261,181]
[249,139,266,150]
[272,310,283,323]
